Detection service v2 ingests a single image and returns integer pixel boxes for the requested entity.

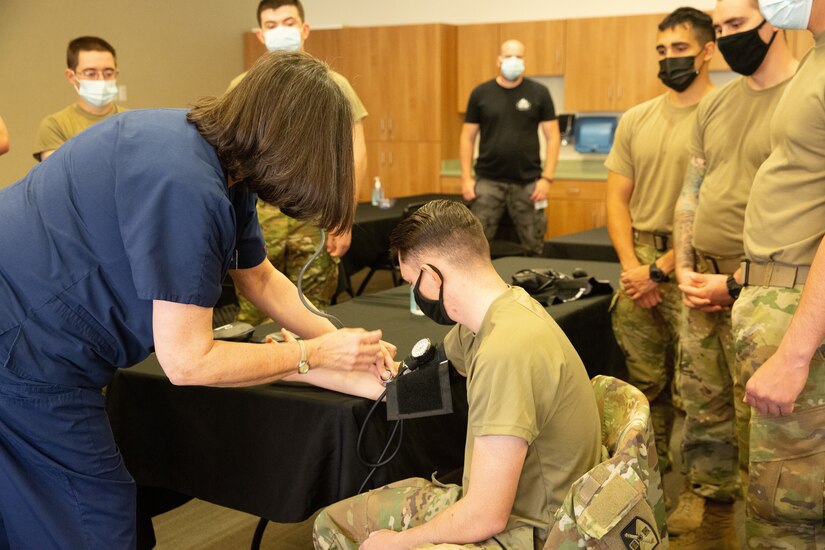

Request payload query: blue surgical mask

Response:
[264,26,302,52]
[413,265,456,326]
[759,0,813,29]
[76,79,118,108]
[501,56,525,81]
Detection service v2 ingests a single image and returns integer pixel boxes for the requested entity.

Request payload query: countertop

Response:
[440,158,608,181]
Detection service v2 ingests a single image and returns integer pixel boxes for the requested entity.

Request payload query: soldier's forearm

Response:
[674,157,706,278]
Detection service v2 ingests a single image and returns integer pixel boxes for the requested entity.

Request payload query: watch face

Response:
[412,338,432,359]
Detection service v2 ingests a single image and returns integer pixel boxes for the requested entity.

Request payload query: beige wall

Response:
[0,0,259,185]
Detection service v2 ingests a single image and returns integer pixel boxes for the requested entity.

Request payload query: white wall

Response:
[306,0,715,27]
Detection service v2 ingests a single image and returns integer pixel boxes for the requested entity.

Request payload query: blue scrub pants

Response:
[0,368,136,549]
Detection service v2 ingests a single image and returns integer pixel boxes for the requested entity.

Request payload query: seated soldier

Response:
[310,200,603,549]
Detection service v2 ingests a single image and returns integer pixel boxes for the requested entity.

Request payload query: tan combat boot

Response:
[669,499,739,550]
[668,489,705,535]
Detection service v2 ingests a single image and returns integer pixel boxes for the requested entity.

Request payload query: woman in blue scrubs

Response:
[0,51,386,549]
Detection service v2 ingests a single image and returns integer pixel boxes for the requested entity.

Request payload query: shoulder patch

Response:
[620,516,659,550]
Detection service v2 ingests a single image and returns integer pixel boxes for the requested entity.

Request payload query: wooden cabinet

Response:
[545,180,607,238]
[500,20,565,76]
[370,142,443,198]
[302,28,347,74]
[347,25,459,199]
[243,25,460,200]
[565,15,664,111]
[440,176,462,194]
[456,21,565,111]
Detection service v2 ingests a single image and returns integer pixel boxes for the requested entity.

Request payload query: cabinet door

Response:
[243,32,267,71]
[545,180,606,238]
[499,20,565,76]
[304,28,346,74]
[613,14,665,110]
[387,25,444,142]
[384,142,442,197]
[341,27,391,143]
[457,24,500,112]
[564,18,619,111]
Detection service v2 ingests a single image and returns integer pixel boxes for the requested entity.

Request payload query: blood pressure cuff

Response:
[511,268,613,306]
[386,362,453,420]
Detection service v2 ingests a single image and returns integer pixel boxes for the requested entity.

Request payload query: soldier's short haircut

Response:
[390,200,491,268]
[257,0,304,25]
[67,36,116,70]
[659,7,716,45]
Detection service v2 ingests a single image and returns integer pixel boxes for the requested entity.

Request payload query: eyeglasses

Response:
[74,68,118,80]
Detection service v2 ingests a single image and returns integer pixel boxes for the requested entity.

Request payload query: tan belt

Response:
[633,229,670,252]
[741,261,809,288]
[695,251,742,275]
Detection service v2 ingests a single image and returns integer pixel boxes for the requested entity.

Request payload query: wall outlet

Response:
[118,85,128,102]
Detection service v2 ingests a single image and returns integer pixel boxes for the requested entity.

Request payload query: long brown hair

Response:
[188,51,354,233]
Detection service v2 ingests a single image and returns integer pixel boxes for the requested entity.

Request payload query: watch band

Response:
[296,339,310,374]
[726,274,743,300]
[649,262,670,283]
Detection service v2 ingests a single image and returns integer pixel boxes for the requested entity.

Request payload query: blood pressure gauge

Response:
[410,337,436,368]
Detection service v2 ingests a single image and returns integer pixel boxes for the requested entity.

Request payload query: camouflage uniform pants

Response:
[237,203,338,326]
[471,178,546,256]
[313,477,538,549]
[678,269,748,501]
[732,285,825,549]
[610,243,681,473]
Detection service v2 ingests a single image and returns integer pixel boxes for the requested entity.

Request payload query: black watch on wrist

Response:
[726,274,743,300]
[649,262,670,283]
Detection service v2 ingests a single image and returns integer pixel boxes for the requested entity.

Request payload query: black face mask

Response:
[413,265,456,326]
[717,20,778,76]
[658,56,699,92]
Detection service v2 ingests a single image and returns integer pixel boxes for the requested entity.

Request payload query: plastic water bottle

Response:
[410,286,424,316]
[371,176,384,206]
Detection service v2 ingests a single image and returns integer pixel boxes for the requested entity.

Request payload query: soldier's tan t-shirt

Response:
[444,286,602,540]
[690,77,790,257]
[744,33,825,266]
[228,69,367,123]
[33,103,126,161]
[605,93,699,233]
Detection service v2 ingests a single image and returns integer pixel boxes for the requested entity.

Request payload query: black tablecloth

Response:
[543,226,619,263]
[106,257,624,525]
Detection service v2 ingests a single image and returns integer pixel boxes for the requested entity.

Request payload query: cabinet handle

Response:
[607,86,613,100]
[617,85,623,99]
[567,187,581,196]
[388,151,393,165]
[556,50,561,66]
[380,152,385,166]
[380,119,385,132]
[388,118,393,134]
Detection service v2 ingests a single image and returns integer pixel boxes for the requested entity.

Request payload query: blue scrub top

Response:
[0,109,266,388]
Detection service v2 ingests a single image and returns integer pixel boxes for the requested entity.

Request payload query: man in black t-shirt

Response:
[460,39,560,256]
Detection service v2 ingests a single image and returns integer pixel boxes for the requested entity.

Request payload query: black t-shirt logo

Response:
[620,517,659,550]
[515,98,531,111]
